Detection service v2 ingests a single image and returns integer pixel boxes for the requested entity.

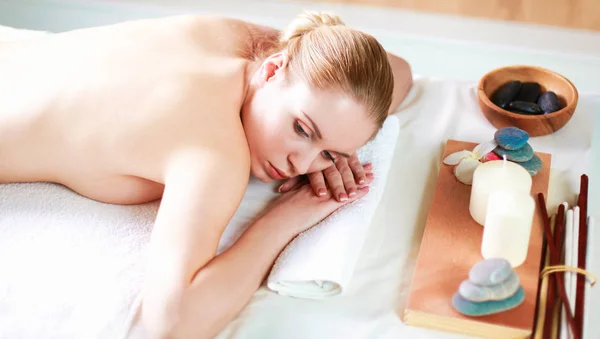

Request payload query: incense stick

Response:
[575,174,589,335]
[532,212,551,338]
[537,193,579,339]
[553,203,568,338]
[542,203,565,339]
[583,216,595,337]
[560,208,575,339]
[572,206,580,318]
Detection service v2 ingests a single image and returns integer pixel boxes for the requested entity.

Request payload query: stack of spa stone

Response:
[490,127,543,176]
[452,258,525,317]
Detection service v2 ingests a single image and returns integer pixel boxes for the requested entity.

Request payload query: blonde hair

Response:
[279,11,394,130]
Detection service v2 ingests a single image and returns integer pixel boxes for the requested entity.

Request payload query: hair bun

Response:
[281,11,345,44]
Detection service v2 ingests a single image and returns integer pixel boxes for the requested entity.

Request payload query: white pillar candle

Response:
[481,189,535,267]
[469,159,532,226]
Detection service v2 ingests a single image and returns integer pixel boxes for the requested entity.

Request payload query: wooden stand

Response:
[403,139,552,339]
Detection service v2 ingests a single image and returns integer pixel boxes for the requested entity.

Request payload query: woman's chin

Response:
[249,166,273,183]
[257,176,272,183]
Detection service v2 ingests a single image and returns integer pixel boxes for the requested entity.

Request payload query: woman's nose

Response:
[289,151,318,176]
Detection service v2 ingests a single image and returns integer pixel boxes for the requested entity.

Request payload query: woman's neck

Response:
[241,58,261,115]
[241,23,280,114]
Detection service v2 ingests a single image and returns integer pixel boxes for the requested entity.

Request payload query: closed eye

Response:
[295,119,335,164]
[294,120,309,138]
[322,150,336,163]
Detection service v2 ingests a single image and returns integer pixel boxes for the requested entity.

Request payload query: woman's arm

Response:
[142,147,370,339]
[141,149,273,339]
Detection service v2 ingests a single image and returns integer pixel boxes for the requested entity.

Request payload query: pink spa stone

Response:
[483,152,502,162]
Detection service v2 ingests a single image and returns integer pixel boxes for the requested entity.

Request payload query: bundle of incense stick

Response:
[539,202,575,338]
[533,174,593,339]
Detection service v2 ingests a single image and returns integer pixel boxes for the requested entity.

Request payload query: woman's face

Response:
[241,53,377,183]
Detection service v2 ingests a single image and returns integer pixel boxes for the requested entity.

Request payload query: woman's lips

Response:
[267,162,289,180]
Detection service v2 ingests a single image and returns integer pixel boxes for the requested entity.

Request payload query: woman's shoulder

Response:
[162,102,251,174]
[170,14,279,39]
[163,14,281,59]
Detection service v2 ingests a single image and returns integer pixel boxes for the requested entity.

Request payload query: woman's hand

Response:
[277,153,373,202]
[265,178,372,236]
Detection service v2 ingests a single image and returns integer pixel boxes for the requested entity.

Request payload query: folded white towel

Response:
[266,116,400,298]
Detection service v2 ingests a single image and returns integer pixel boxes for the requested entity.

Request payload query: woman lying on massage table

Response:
[0,11,412,338]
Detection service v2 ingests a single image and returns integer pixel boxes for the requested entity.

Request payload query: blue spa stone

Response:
[459,271,520,302]
[452,286,525,317]
[516,154,543,176]
[493,143,534,162]
[469,258,512,286]
[494,127,529,150]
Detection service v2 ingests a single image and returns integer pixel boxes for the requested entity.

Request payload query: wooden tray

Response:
[403,139,552,339]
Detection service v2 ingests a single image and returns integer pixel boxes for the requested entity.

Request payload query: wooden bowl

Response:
[477,65,578,137]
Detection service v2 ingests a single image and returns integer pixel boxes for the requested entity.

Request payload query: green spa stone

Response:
[452,286,525,317]
[515,154,543,176]
[493,143,534,162]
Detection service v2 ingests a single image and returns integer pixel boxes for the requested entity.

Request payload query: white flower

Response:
[443,140,498,185]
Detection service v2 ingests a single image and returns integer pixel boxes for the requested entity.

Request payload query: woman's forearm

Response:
[173,217,297,338]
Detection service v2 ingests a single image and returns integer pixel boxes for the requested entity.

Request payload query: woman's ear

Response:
[257,52,289,87]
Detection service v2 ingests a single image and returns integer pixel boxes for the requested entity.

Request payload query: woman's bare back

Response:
[0,15,256,204]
